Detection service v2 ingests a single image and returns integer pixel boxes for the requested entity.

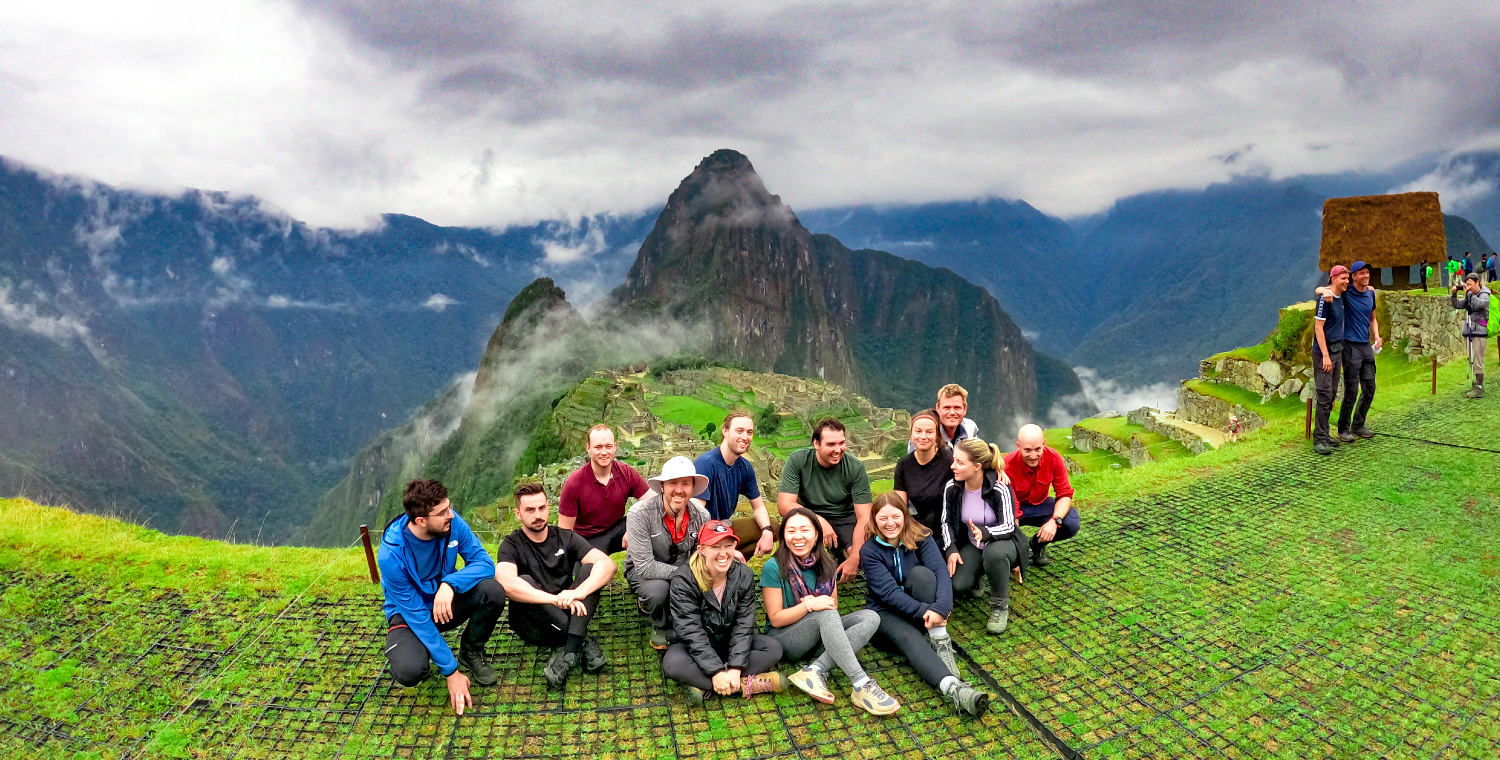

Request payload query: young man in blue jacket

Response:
[380,479,505,715]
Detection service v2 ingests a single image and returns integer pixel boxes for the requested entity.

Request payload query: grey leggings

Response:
[767,608,878,684]
[951,541,1020,602]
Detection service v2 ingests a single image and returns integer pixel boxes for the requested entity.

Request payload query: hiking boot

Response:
[987,599,1011,634]
[456,649,497,687]
[929,633,960,678]
[543,649,576,690]
[850,679,900,716]
[1337,431,1355,443]
[582,636,608,673]
[649,627,670,651]
[741,672,783,699]
[1313,440,1332,456]
[788,665,836,704]
[1354,427,1375,438]
[1465,384,1486,399]
[944,680,991,718]
[683,683,706,707]
[1032,541,1052,567]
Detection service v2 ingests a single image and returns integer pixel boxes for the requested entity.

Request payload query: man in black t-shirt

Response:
[496,482,618,690]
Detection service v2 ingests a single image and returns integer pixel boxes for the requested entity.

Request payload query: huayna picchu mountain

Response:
[307,152,1088,538]
[613,149,1085,432]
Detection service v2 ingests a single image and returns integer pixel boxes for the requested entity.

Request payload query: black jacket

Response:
[668,560,759,674]
[939,470,1030,575]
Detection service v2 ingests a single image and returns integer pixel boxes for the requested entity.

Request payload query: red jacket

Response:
[1003,447,1074,505]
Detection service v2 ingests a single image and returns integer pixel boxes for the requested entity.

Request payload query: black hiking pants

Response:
[661,635,783,691]
[872,565,954,687]
[384,578,506,687]
[1338,342,1377,433]
[509,562,601,647]
[1313,346,1342,444]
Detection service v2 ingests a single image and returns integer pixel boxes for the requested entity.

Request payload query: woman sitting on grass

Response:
[761,508,898,715]
[663,521,785,704]
[942,438,1028,634]
[860,492,991,716]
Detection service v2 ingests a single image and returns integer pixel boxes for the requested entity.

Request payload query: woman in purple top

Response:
[938,438,1028,635]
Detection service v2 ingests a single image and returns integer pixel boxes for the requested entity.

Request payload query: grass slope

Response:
[0,353,1497,759]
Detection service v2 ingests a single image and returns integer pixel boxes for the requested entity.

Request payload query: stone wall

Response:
[1384,291,1467,361]
[1200,356,1310,401]
[1177,386,1267,433]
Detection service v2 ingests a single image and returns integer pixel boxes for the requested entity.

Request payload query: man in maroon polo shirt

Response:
[1002,424,1081,568]
[558,425,650,555]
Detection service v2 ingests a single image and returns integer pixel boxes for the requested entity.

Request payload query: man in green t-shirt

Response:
[776,418,872,581]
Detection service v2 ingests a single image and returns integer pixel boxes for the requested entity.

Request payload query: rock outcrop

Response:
[614,149,1087,430]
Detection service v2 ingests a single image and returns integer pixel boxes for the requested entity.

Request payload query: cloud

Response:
[1043,366,1180,428]
[2,1,1498,228]
[422,293,458,311]
[0,280,91,344]
[1394,154,1498,211]
[265,294,348,310]
[536,224,609,264]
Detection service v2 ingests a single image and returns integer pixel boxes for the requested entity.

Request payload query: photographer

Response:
[1452,273,1491,399]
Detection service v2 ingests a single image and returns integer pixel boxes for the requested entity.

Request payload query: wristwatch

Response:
[1052,516,1064,525]
[760,525,773,533]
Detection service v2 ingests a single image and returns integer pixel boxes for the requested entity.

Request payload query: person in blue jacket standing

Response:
[379,479,505,715]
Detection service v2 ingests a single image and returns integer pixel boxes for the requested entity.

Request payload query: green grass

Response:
[1205,343,1272,364]
[1072,415,1140,440]
[0,349,1496,759]
[647,395,731,437]
[1044,427,1130,472]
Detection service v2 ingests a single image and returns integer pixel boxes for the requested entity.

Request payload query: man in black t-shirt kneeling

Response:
[496,482,618,690]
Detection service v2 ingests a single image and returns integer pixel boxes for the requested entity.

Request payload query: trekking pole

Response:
[360,525,380,583]
[1304,398,1312,439]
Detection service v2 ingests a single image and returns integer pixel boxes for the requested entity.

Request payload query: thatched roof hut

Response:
[1319,192,1446,274]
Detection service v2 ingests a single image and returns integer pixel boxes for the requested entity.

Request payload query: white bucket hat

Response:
[648,455,709,497]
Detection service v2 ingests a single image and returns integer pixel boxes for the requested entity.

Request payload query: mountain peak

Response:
[664,149,794,228]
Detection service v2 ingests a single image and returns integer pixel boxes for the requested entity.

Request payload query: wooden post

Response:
[360,525,380,583]
[1432,355,1438,395]
[1304,397,1313,439]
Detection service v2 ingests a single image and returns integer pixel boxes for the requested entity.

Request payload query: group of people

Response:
[377,385,1081,719]
[1311,259,1491,455]
[1458,251,1498,285]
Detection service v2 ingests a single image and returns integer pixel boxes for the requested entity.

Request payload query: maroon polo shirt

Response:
[557,461,649,538]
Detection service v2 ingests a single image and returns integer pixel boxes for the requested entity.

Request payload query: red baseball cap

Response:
[1329,265,1349,281]
[696,520,739,547]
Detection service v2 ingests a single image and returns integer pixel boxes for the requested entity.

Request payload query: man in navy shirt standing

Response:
[693,410,777,557]
[1311,266,1348,455]
[1319,260,1383,441]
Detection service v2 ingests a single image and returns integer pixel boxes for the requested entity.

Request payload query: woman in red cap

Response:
[662,520,785,704]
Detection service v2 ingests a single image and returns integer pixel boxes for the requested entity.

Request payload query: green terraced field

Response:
[1,356,1497,759]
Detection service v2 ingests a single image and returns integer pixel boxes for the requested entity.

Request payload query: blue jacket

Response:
[860,534,953,620]
[379,512,494,675]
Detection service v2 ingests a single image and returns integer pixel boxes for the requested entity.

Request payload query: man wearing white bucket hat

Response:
[625,456,713,650]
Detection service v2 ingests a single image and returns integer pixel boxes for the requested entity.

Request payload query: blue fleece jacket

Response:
[859,534,953,620]
[379,512,494,675]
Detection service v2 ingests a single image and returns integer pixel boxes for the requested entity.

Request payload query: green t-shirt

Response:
[758,557,820,613]
[777,448,872,520]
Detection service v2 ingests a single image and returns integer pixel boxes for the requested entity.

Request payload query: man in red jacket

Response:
[1002,424,1081,567]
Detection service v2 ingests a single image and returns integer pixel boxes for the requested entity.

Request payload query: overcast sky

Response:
[3,0,1498,229]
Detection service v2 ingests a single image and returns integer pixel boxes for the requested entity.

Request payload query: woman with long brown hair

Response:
[860,492,991,716]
